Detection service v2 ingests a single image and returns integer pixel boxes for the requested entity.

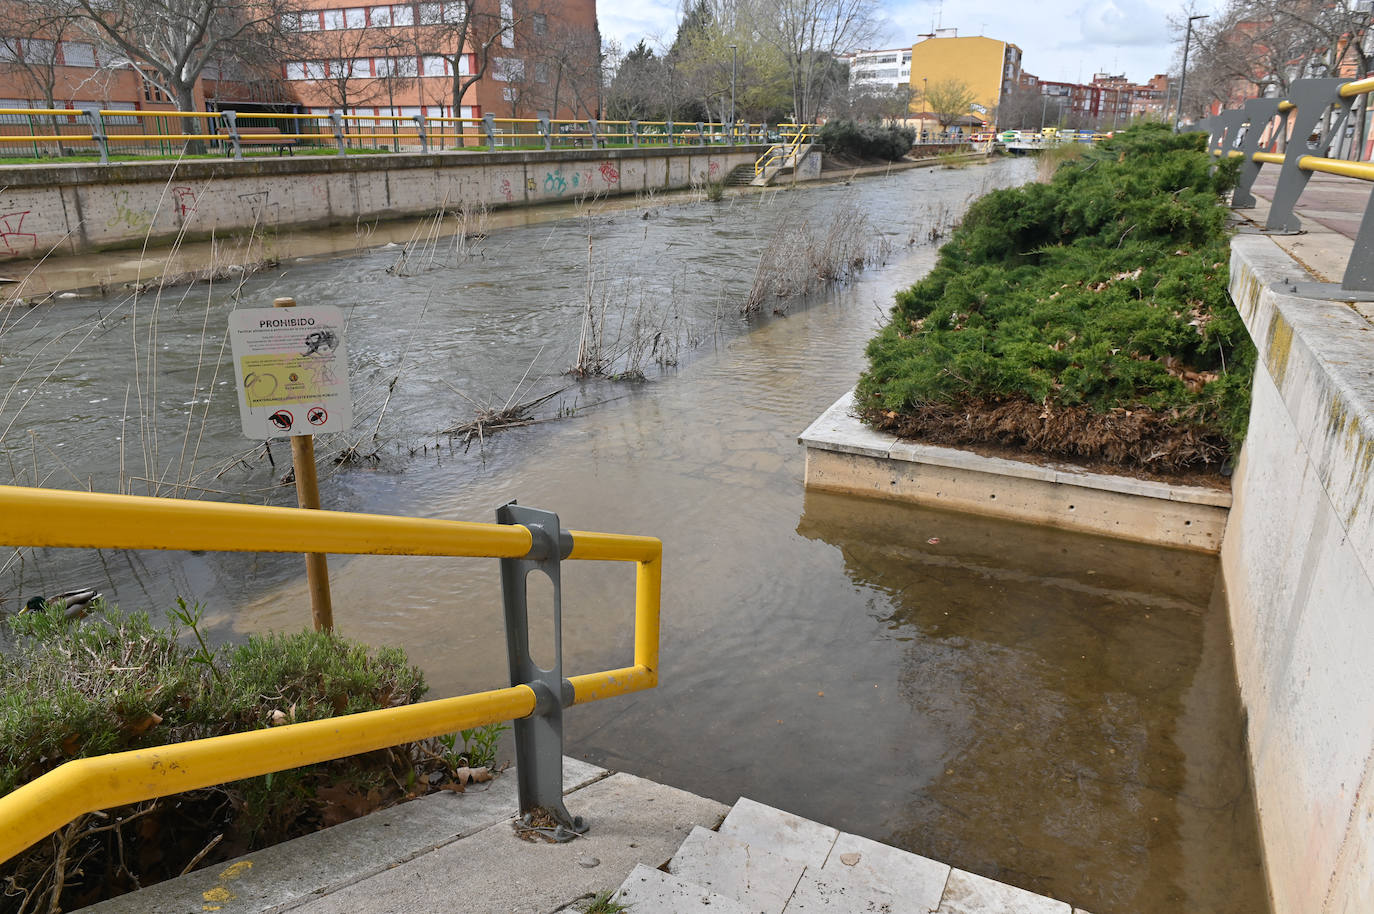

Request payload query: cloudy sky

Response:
[599,0,1208,85]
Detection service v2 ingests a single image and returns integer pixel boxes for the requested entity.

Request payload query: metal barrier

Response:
[0,484,662,860]
[0,106,777,163]
[1201,75,1374,297]
[754,122,813,180]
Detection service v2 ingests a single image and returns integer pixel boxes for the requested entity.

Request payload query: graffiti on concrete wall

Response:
[543,171,567,196]
[0,211,37,254]
[173,186,197,218]
[499,178,514,202]
[599,161,620,184]
[107,189,152,232]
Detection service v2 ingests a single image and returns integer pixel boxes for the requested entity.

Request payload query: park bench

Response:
[217,125,296,156]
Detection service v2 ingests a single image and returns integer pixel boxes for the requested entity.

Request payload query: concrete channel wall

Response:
[1224,235,1374,914]
[0,145,768,260]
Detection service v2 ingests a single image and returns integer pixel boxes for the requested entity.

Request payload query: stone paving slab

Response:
[783,865,902,912]
[291,772,728,914]
[823,831,949,913]
[933,869,1072,914]
[614,863,751,914]
[718,797,839,870]
[669,826,806,914]
[85,759,609,914]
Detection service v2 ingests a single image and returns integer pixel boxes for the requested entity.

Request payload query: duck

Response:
[23,589,102,619]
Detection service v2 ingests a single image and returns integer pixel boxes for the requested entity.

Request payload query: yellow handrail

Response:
[0,484,661,863]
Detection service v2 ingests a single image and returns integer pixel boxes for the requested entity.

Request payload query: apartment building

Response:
[847,47,912,90]
[907,30,1022,124]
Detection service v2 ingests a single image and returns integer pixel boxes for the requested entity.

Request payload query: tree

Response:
[0,1,83,117]
[418,0,525,124]
[298,24,399,120]
[604,40,668,120]
[72,0,298,135]
[526,20,601,118]
[749,0,882,122]
[835,84,915,123]
[925,77,976,129]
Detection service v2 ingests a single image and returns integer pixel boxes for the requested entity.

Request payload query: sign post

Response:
[230,296,353,631]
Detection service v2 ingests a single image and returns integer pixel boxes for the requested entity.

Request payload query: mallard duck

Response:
[23,589,101,619]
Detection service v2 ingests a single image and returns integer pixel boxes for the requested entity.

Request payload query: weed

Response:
[583,890,631,913]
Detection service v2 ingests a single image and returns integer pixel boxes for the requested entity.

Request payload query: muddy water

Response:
[0,160,1268,913]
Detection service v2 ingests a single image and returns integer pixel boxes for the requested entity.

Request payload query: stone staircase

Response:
[724,164,755,186]
[610,797,1087,914]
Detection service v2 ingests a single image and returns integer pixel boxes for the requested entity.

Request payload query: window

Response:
[322,9,345,29]
[305,61,326,80]
[534,61,548,82]
[457,54,470,75]
[61,42,95,67]
[368,6,391,26]
[391,4,413,25]
[286,61,307,80]
[441,2,464,22]
[140,70,168,102]
[281,12,300,30]
[422,54,447,76]
[533,13,546,35]
[492,56,523,82]
[419,2,441,23]
[0,41,17,63]
[346,8,366,28]
[0,99,30,123]
[500,0,513,46]
[104,101,138,125]
[503,87,517,101]
[346,58,369,77]
[22,39,54,64]
[299,11,321,30]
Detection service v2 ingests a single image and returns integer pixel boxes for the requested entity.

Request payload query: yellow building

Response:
[909,31,1022,127]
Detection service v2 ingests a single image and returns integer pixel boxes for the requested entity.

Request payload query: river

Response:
[0,158,1267,913]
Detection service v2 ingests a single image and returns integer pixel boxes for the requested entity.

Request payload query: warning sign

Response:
[230,306,353,438]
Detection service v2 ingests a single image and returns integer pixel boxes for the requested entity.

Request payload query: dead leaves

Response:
[436,766,493,793]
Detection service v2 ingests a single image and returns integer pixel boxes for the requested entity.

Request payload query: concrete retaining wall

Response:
[0,145,767,260]
[1224,235,1374,914]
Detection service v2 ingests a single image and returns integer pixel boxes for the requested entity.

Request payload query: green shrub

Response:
[818,120,916,161]
[857,124,1253,470]
[0,600,499,909]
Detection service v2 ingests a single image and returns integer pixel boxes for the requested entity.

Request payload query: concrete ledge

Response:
[83,758,614,914]
[800,391,1230,553]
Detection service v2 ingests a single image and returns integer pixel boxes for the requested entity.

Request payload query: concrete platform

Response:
[799,390,1231,552]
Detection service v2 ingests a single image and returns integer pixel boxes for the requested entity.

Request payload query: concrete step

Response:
[667,826,806,913]
[627,796,1090,914]
[613,863,751,913]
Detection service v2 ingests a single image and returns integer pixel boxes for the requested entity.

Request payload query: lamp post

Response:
[729,44,737,125]
[922,76,928,139]
[1174,14,1208,131]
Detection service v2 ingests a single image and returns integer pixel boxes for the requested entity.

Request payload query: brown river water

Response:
[0,159,1268,913]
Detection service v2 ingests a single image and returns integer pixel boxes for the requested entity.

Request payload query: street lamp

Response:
[729,44,737,126]
[1174,14,1208,131]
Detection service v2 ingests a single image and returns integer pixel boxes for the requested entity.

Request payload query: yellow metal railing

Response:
[0,484,661,863]
[754,123,814,179]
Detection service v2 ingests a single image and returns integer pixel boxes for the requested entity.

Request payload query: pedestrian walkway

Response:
[83,761,1089,914]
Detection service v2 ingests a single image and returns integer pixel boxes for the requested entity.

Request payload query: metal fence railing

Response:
[0,485,662,859]
[1201,75,1374,296]
[0,106,775,163]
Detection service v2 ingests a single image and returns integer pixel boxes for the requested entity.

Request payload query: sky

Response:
[598,0,1202,86]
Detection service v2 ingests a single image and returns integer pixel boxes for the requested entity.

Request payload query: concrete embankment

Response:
[0,145,771,260]
[1222,229,1374,914]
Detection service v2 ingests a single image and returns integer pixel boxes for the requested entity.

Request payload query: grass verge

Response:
[857,124,1251,473]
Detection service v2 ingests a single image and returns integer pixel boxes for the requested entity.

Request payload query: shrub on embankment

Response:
[818,120,917,161]
[0,600,500,910]
[857,125,1253,472]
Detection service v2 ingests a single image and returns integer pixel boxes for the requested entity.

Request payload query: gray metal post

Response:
[496,502,587,840]
[1230,98,1283,208]
[413,114,428,153]
[82,108,108,164]
[587,117,599,150]
[222,110,243,160]
[482,112,497,149]
[537,112,552,151]
[329,111,347,156]
[630,119,640,148]
[725,120,735,147]
[665,119,674,147]
[696,121,706,146]
[1265,78,1352,233]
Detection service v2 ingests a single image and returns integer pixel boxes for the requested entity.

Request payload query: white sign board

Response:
[229,306,353,439]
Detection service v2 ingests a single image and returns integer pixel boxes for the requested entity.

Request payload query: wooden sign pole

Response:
[274,296,334,631]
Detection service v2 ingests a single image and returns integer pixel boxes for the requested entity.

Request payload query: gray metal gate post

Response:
[696,121,706,146]
[482,113,498,149]
[587,117,600,150]
[81,108,108,164]
[630,119,640,148]
[1265,78,1352,233]
[222,110,243,160]
[329,111,347,156]
[496,502,587,840]
[1231,98,1284,208]
[537,112,552,151]
[413,114,428,153]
